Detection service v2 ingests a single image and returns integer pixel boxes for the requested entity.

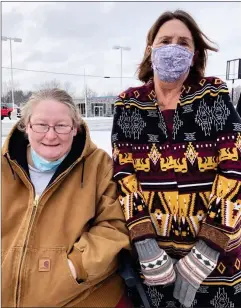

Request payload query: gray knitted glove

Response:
[173,240,219,308]
[172,258,178,265]
[135,239,176,286]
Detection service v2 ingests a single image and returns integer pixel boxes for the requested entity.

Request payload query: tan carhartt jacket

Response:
[1,121,130,307]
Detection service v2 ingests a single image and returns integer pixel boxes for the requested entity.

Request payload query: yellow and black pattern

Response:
[112,77,241,286]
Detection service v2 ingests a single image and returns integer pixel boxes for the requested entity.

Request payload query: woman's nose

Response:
[45,127,58,139]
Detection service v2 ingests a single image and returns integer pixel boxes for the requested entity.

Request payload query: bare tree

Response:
[1,80,22,106]
[2,80,20,97]
[36,79,61,89]
[63,81,75,96]
[101,91,117,97]
[34,79,75,96]
[81,86,98,99]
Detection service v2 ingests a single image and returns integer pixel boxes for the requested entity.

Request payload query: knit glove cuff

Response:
[176,240,219,288]
[135,238,161,261]
[135,239,176,286]
[195,240,220,264]
[173,240,219,307]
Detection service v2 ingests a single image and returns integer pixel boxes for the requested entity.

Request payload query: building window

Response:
[80,104,86,116]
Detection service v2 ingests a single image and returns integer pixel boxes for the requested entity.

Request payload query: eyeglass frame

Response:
[29,122,74,134]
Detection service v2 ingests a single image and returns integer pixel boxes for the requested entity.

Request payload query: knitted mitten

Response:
[135,239,176,286]
[173,240,220,308]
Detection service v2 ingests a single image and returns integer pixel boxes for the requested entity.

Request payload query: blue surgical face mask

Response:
[151,44,194,83]
[31,148,67,172]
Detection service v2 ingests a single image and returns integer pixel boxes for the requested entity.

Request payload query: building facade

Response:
[74,96,116,117]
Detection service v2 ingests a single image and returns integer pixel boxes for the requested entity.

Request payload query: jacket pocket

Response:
[20,247,91,307]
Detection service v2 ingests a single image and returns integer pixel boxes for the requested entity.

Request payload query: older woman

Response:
[111,10,241,308]
[2,88,131,307]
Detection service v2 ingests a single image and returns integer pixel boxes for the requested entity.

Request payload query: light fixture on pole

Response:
[112,45,131,91]
[2,36,22,111]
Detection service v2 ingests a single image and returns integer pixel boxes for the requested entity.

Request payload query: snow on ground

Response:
[1,118,18,124]
[89,131,111,155]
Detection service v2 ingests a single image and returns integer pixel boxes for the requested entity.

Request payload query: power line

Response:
[2,66,236,82]
[2,66,138,79]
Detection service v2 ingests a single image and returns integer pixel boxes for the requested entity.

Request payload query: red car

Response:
[1,104,13,120]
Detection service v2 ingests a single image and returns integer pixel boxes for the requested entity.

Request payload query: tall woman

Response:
[112,10,241,308]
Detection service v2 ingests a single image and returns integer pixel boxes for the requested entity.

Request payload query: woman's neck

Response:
[27,145,35,167]
[154,74,186,110]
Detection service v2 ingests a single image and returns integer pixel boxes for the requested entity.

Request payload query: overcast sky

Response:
[2,1,241,98]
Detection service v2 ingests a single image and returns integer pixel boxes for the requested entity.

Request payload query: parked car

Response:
[1,104,13,120]
[17,107,21,118]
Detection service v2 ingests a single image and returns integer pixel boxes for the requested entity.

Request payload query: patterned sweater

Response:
[111,77,241,287]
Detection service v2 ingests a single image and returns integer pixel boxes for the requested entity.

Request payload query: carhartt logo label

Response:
[39,258,51,271]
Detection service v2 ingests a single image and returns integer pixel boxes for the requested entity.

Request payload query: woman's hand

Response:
[135,239,176,286]
[173,240,219,307]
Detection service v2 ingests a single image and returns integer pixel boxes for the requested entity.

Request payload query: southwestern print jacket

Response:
[111,77,241,287]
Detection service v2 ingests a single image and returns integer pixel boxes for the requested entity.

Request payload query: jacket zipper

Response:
[12,160,78,307]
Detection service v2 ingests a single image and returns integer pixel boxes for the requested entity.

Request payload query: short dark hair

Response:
[137,10,218,83]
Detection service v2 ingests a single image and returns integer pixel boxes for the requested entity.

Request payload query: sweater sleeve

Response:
[111,96,156,242]
[198,80,241,253]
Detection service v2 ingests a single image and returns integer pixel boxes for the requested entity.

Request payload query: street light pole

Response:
[120,48,123,89]
[112,45,131,91]
[232,79,235,102]
[83,68,88,118]
[9,39,15,110]
[2,36,22,111]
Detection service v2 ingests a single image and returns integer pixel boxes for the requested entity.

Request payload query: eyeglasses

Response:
[30,123,73,134]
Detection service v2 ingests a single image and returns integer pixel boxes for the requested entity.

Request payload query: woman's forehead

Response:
[31,100,72,121]
[155,19,193,40]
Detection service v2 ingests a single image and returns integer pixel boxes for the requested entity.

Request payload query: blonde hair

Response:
[18,88,82,132]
